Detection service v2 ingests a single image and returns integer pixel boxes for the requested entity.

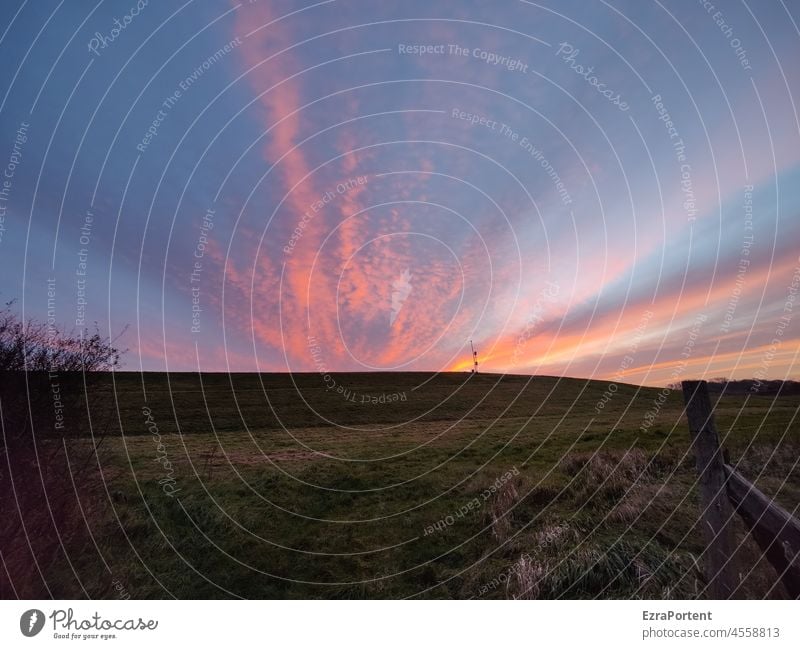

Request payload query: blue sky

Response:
[1,0,798,384]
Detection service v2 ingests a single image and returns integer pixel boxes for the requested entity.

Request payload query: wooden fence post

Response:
[681,380,737,598]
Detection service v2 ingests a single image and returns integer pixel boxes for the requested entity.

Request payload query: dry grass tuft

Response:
[609,482,675,524]
[561,448,654,506]
[505,554,548,599]
[487,478,520,543]
[534,521,577,551]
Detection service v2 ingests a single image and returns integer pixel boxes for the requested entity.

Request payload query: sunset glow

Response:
[2,1,799,386]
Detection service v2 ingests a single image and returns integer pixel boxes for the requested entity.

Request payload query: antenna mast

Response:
[470,340,478,373]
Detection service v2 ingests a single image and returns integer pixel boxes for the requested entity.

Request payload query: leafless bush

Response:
[0,300,123,372]
[0,302,124,597]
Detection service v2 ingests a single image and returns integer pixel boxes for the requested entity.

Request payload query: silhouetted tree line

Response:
[667,377,800,396]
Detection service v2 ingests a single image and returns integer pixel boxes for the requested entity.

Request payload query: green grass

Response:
[43,372,800,599]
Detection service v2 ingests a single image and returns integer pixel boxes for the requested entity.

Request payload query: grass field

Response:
[21,372,800,599]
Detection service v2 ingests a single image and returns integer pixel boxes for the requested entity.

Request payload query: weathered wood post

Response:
[681,380,737,598]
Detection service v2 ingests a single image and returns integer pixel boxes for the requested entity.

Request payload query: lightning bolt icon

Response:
[28,611,38,632]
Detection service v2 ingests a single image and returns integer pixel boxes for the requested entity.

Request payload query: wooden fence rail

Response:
[724,465,800,598]
[681,380,800,599]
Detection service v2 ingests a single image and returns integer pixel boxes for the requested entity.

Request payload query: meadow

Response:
[18,372,800,599]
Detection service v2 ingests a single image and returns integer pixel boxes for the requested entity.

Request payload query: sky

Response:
[0,0,798,385]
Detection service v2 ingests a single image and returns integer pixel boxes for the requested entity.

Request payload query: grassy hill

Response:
[6,371,799,599]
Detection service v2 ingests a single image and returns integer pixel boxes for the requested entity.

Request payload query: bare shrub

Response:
[0,302,124,597]
[0,301,124,372]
